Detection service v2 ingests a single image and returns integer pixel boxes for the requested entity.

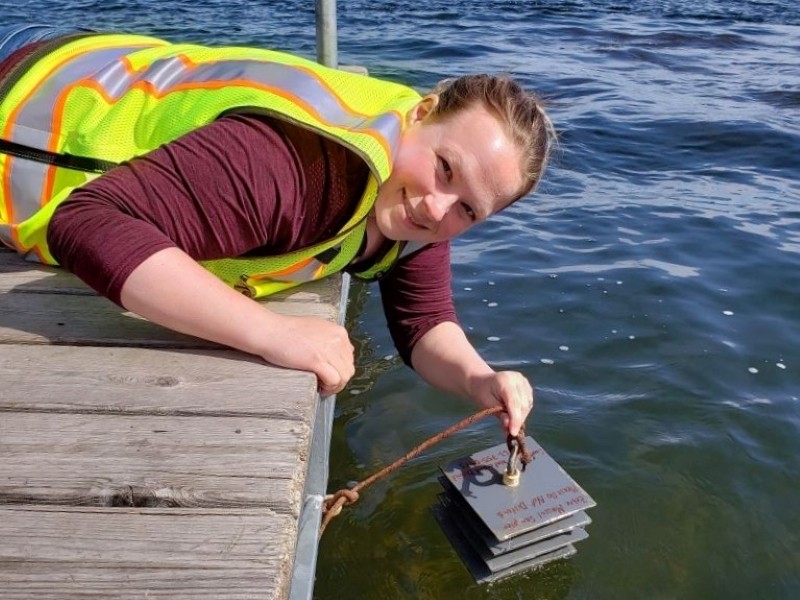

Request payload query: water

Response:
[6,1,799,597]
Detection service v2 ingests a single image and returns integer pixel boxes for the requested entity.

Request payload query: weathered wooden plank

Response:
[0,506,295,599]
[0,344,319,418]
[0,412,310,510]
[0,250,95,294]
[0,249,344,600]
[0,291,338,347]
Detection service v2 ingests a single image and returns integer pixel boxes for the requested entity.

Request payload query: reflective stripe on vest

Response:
[0,33,422,295]
[0,38,163,253]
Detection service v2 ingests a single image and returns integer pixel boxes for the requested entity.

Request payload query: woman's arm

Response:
[410,321,533,436]
[120,247,354,394]
[380,243,534,435]
[47,114,360,392]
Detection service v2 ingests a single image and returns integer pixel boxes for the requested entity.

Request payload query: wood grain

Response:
[0,506,296,599]
[0,412,310,510]
[0,344,319,418]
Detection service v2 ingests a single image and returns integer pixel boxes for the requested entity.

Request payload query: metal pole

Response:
[315,0,338,68]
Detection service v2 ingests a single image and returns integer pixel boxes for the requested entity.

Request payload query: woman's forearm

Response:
[410,321,534,436]
[410,321,495,397]
[119,247,355,394]
[120,247,278,355]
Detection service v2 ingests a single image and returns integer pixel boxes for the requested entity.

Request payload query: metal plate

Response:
[431,501,577,584]
[438,481,592,555]
[440,436,596,541]
[439,492,588,572]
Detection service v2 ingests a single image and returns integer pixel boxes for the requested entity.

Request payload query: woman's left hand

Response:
[471,370,534,437]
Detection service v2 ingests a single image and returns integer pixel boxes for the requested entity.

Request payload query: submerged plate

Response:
[438,481,591,555]
[440,436,596,541]
[439,492,588,572]
[431,501,577,584]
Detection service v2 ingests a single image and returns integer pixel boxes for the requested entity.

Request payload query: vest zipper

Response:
[0,32,116,174]
[0,137,117,174]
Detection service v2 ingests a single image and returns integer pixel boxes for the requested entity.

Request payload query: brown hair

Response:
[429,74,556,201]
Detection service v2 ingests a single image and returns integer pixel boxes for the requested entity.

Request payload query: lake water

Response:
[8,1,799,598]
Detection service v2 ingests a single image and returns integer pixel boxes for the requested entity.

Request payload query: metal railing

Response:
[315,0,337,67]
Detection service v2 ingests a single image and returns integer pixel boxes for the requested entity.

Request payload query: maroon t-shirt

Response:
[46,113,457,365]
[0,41,48,83]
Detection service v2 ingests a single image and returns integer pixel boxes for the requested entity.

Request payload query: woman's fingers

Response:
[484,371,534,436]
[508,377,534,436]
[316,351,355,396]
[256,315,355,394]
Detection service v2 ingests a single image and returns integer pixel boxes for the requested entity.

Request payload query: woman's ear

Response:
[406,94,439,126]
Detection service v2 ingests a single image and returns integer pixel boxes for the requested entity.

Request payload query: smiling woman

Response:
[0,25,555,436]
[371,101,525,244]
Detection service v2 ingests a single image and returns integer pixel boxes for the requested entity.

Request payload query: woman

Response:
[0,25,555,437]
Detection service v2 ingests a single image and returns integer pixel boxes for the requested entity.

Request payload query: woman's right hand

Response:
[257,314,355,396]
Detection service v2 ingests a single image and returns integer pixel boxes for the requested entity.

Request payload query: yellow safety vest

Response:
[0,32,423,297]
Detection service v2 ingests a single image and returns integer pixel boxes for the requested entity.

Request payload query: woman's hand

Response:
[469,370,534,437]
[256,314,355,396]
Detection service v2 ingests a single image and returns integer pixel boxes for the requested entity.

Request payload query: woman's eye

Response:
[438,156,452,181]
[461,202,476,221]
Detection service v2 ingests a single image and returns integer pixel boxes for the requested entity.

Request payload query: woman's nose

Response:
[421,193,453,223]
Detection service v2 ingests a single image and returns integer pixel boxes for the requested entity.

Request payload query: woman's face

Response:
[373,98,525,243]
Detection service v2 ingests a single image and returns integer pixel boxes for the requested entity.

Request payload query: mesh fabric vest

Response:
[0,33,421,297]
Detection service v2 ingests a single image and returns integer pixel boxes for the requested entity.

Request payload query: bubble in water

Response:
[559,345,569,351]
[464,287,472,291]
[629,335,636,340]
[540,358,554,365]
[777,363,786,369]
[723,310,734,316]
[488,281,495,286]
[487,336,501,342]
[748,367,759,374]
[488,302,498,307]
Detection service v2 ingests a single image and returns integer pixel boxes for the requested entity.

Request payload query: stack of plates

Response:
[432,436,596,583]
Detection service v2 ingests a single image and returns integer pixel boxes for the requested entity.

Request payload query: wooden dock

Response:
[0,248,345,599]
